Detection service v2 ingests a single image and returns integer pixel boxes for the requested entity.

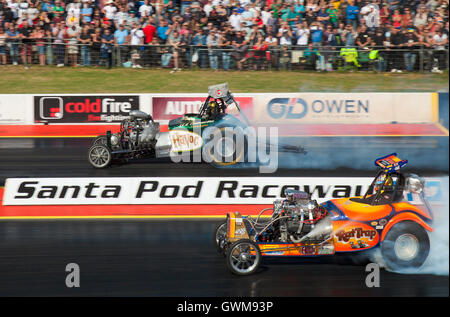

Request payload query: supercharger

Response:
[270,189,333,243]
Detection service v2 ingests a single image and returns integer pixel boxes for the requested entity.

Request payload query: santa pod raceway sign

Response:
[2,177,443,206]
[34,95,140,123]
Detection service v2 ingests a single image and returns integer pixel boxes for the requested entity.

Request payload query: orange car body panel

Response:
[330,198,393,221]
[380,212,433,241]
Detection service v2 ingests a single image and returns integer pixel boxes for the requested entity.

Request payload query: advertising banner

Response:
[253,93,434,124]
[33,95,140,123]
[151,96,254,123]
[3,177,443,206]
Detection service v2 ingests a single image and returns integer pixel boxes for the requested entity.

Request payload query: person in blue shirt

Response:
[192,28,207,68]
[114,24,129,65]
[346,1,360,30]
[80,2,93,24]
[157,19,169,43]
[6,25,20,65]
[101,28,115,68]
[310,22,324,47]
[295,2,305,19]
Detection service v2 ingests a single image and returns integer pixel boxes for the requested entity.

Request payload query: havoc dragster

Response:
[88,83,304,168]
[214,154,433,275]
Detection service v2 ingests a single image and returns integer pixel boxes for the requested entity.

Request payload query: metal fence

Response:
[1,40,448,72]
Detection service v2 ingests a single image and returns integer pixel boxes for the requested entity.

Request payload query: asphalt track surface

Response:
[0,137,448,296]
[0,220,448,297]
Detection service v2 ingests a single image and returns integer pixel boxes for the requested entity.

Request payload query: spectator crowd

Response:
[0,0,448,72]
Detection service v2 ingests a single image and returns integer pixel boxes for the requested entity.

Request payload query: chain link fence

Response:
[1,40,448,72]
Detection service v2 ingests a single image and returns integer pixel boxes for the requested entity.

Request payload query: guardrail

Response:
[1,40,448,72]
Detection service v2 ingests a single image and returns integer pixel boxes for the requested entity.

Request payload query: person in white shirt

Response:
[17,0,29,19]
[203,0,213,16]
[296,23,309,46]
[114,6,130,28]
[139,0,152,18]
[241,4,254,27]
[102,0,117,20]
[66,0,81,19]
[261,5,271,25]
[229,9,242,31]
[360,0,379,30]
[26,2,40,20]
[130,23,144,68]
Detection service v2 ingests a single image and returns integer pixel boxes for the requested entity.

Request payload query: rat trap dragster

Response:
[214,154,433,275]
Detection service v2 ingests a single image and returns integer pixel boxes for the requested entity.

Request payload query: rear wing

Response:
[375,153,408,173]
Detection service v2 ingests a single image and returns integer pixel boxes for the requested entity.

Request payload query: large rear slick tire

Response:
[381,221,430,271]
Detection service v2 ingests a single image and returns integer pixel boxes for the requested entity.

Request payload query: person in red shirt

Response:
[143,17,156,44]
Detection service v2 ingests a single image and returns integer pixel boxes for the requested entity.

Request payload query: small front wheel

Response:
[226,239,261,276]
[88,144,112,168]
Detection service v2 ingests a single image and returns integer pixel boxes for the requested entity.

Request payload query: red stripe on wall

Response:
[0,123,447,137]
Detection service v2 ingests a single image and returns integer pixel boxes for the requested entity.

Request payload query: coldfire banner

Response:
[34,95,140,123]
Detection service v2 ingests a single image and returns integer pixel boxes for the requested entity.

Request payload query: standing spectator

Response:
[206,28,220,70]
[91,27,103,66]
[156,18,169,43]
[114,24,129,65]
[392,9,402,28]
[414,6,428,27]
[139,0,153,18]
[310,22,323,47]
[0,26,7,65]
[220,26,233,70]
[401,30,419,71]
[80,0,93,24]
[32,25,46,66]
[52,21,66,67]
[67,24,81,66]
[317,5,330,26]
[130,22,144,68]
[371,27,388,71]
[229,8,243,30]
[342,23,357,46]
[231,30,248,70]
[346,0,359,30]
[6,24,20,65]
[168,29,183,72]
[143,17,156,44]
[192,27,207,68]
[379,3,390,25]
[296,22,310,46]
[101,27,114,68]
[327,2,339,28]
[79,25,92,66]
[251,33,268,70]
[279,44,292,70]
[103,0,118,21]
[387,26,404,72]
[401,7,414,28]
[356,25,372,49]
[18,19,33,65]
[360,0,380,31]
[431,29,448,72]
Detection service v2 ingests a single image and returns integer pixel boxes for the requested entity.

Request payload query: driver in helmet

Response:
[204,99,219,120]
[373,174,395,204]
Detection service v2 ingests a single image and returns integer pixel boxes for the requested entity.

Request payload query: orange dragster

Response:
[214,153,433,275]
